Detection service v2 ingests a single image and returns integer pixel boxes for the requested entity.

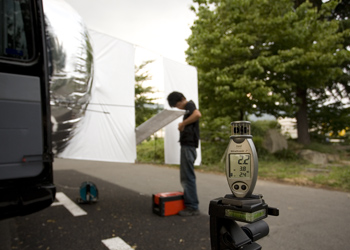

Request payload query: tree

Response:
[186,0,350,144]
[298,0,350,140]
[134,60,160,127]
[187,0,285,141]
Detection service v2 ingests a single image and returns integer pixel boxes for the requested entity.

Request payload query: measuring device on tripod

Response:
[209,121,279,249]
[225,121,258,198]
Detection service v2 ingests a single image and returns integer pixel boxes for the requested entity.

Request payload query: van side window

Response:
[0,0,34,61]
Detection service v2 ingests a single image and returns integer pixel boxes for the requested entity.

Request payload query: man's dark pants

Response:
[180,145,199,210]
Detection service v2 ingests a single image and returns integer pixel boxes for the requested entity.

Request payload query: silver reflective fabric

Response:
[44,0,94,154]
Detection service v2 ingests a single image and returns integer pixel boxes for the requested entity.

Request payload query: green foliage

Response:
[200,141,228,165]
[251,136,270,160]
[135,60,160,127]
[273,149,299,161]
[250,120,279,137]
[249,120,278,158]
[200,116,232,141]
[187,0,350,145]
[308,103,350,139]
[136,138,164,164]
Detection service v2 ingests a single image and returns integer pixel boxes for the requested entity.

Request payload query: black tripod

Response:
[209,194,279,250]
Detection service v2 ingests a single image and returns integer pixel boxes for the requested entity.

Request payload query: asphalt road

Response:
[1,158,350,250]
[1,169,210,250]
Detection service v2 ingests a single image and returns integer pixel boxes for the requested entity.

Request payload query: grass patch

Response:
[137,138,350,192]
[309,165,350,191]
[259,160,310,180]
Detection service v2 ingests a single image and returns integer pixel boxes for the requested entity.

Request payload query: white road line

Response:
[102,237,134,250]
[51,192,87,217]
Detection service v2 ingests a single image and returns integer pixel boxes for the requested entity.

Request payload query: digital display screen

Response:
[229,154,251,178]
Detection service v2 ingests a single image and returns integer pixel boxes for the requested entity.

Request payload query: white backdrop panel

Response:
[163,58,201,165]
[59,30,136,162]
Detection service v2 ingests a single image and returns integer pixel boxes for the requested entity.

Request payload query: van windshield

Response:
[0,0,34,61]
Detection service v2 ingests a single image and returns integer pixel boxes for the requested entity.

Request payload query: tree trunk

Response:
[239,109,244,120]
[296,88,311,145]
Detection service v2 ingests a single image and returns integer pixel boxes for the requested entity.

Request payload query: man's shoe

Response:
[178,207,200,216]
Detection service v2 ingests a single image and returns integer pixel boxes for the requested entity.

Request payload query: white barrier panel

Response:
[59,30,136,163]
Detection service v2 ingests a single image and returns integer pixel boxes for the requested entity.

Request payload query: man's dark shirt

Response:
[180,100,200,148]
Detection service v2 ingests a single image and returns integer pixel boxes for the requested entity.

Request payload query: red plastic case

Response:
[152,192,185,216]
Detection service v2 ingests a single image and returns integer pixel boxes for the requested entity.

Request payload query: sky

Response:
[65,0,197,64]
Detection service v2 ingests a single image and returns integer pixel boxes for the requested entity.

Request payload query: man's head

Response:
[167,91,187,109]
